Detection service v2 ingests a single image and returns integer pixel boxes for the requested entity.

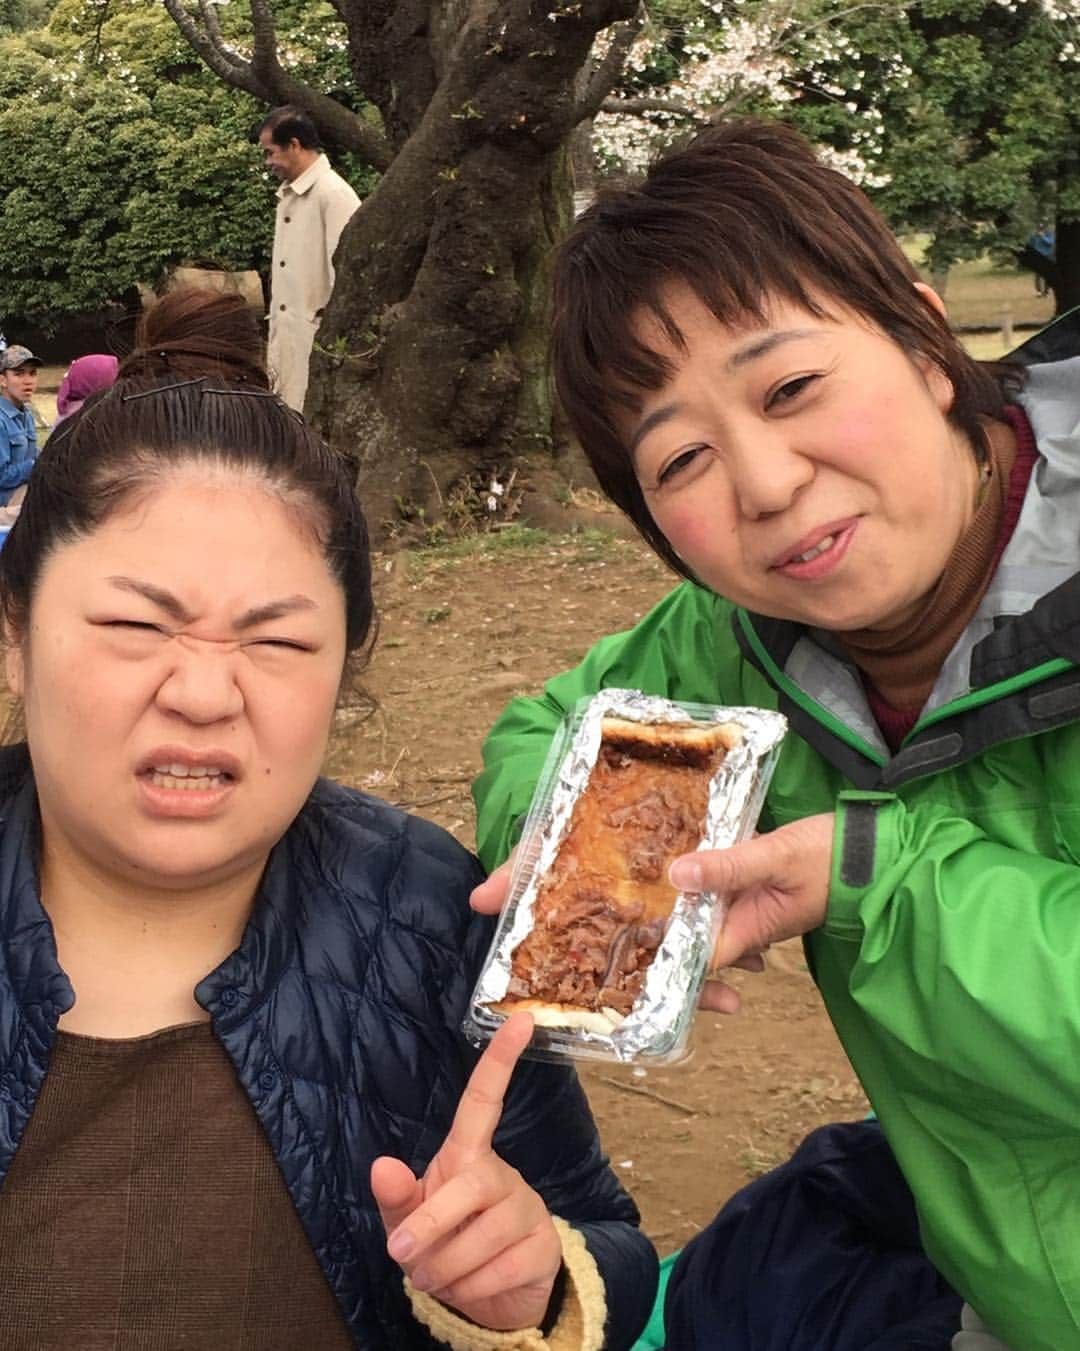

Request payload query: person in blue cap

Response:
[0,344,42,507]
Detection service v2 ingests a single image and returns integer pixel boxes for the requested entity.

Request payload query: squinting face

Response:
[622,287,981,632]
[0,365,39,408]
[7,469,348,895]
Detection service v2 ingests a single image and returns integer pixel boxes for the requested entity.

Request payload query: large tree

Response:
[588,0,1080,316]
[166,0,641,538]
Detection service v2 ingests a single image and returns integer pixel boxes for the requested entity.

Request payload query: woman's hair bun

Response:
[119,286,270,389]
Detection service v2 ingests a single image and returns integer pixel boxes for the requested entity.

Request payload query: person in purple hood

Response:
[53,353,120,427]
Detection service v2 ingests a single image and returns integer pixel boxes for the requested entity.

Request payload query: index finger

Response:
[448,1012,534,1154]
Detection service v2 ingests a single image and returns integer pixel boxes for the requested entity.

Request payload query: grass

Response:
[402,524,551,576]
[901,234,1054,333]
[401,522,628,581]
[565,527,633,563]
[960,330,1019,360]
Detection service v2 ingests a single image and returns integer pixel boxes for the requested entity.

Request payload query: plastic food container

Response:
[464,689,787,1065]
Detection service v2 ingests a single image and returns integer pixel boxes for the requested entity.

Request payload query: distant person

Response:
[1029,224,1055,259]
[0,344,41,509]
[53,353,120,427]
[1027,226,1055,296]
[258,105,360,412]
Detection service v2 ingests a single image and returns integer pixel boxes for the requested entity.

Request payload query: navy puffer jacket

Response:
[0,746,657,1348]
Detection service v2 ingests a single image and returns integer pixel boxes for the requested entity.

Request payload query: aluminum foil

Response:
[465,689,788,1065]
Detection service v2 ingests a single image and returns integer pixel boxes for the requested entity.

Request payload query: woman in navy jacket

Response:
[0,288,656,1350]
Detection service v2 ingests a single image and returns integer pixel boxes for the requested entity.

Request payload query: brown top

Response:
[0,1022,352,1350]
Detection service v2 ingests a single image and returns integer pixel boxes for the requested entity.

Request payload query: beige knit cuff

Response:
[405,1216,607,1351]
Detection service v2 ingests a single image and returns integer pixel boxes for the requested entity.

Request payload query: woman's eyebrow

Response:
[629,405,680,458]
[234,596,318,630]
[726,329,818,370]
[107,576,193,622]
[629,328,821,455]
[106,577,317,629]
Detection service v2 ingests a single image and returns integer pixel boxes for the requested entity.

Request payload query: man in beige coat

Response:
[258,106,360,411]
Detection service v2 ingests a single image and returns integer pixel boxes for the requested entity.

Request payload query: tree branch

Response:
[163,0,394,172]
[597,94,705,121]
[248,0,282,87]
[89,0,112,65]
[575,11,645,122]
[162,0,263,96]
[197,0,242,72]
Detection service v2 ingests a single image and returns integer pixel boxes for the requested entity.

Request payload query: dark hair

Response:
[0,287,373,662]
[552,118,1011,577]
[259,105,321,151]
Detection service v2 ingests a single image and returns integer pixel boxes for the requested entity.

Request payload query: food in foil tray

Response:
[489,715,742,1035]
[467,691,787,1064]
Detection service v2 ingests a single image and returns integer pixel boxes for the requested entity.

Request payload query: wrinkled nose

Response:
[155,641,244,725]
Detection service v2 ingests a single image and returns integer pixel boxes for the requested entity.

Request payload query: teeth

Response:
[152,764,216,778]
[148,771,228,791]
[793,534,835,565]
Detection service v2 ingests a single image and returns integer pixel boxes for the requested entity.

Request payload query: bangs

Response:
[554,198,840,432]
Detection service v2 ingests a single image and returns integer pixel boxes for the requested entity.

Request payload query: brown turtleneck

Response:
[839,417,1020,718]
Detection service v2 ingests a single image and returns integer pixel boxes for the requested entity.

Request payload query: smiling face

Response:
[6,467,348,898]
[621,287,982,632]
[258,128,310,183]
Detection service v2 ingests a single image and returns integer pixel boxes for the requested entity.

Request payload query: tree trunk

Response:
[1055,216,1080,317]
[303,0,637,540]
[164,0,639,540]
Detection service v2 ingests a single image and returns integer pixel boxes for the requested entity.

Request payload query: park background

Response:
[1,0,1074,1260]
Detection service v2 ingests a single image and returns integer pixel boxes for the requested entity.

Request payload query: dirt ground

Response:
[330,525,868,1258]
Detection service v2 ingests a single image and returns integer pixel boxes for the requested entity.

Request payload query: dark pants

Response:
[664,1120,962,1350]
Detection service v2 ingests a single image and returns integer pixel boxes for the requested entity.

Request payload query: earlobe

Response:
[923,360,956,414]
[914,282,949,321]
[911,284,955,412]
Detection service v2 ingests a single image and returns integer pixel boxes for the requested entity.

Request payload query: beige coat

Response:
[267,154,360,411]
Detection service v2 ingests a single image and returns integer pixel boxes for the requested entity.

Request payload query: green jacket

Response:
[474,313,1080,1351]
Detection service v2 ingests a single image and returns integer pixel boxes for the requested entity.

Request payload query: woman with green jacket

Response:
[471,118,1080,1351]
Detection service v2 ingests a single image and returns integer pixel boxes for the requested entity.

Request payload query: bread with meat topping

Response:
[490,718,740,1030]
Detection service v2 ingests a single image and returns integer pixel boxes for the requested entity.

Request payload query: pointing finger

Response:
[447,1012,534,1155]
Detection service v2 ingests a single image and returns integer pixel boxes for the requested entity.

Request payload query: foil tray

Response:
[464,689,787,1065]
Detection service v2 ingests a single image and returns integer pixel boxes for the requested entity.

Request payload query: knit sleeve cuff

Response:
[405,1216,607,1351]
